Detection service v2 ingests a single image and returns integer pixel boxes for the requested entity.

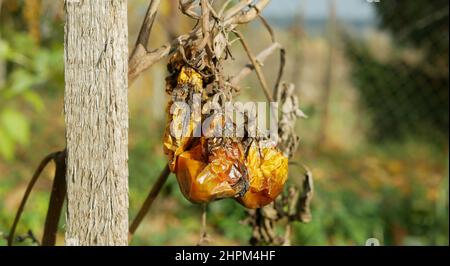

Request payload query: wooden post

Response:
[64,0,129,246]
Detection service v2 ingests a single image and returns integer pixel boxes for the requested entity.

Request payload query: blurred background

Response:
[0,0,448,246]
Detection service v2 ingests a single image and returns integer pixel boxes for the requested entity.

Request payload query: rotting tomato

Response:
[237,141,289,209]
[163,61,289,209]
[163,65,204,171]
[175,137,249,203]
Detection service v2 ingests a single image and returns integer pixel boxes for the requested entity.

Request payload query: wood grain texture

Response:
[64,0,129,246]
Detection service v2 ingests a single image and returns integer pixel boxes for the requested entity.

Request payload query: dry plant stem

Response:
[179,0,201,20]
[281,187,298,246]
[129,0,272,83]
[134,0,161,49]
[218,0,233,17]
[42,151,66,246]
[297,170,314,223]
[197,203,209,245]
[228,0,270,24]
[201,204,207,233]
[129,45,172,84]
[205,1,220,20]
[200,0,214,59]
[257,15,286,98]
[8,151,60,246]
[128,0,162,84]
[223,0,253,21]
[234,30,273,102]
[274,48,286,99]
[129,164,171,236]
[230,42,281,86]
[282,223,291,246]
[258,15,275,43]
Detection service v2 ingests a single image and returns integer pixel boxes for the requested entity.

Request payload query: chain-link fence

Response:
[273,0,449,149]
[343,0,449,145]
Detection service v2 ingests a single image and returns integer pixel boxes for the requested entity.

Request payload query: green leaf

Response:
[0,37,29,64]
[33,50,51,80]
[0,109,30,146]
[0,39,11,60]
[9,69,36,94]
[0,128,15,161]
[23,91,45,112]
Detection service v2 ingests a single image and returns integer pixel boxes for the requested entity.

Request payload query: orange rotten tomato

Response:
[172,137,289,208]
[175,137,249,203]
[163,62,289,208]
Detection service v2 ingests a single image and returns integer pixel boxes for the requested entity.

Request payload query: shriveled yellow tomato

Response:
[177,67,203,93]
[163,66,203,171]
[163,109,198,171]
[237,142,289,209]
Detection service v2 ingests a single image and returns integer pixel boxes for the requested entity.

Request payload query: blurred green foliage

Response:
[0,1,64,160]
[295,143,448,246]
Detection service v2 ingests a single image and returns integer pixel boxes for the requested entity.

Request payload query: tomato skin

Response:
[175,140,248,203]
[237,142,289,209]
[173,139,289,207]
[163,66,203,171]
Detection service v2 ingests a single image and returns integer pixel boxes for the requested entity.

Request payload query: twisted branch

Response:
[234,30,273,102]
[8,151,63,246]
[129,164,171,236]
[128,0,162,84]
[128,0,273,84]
[41,151,66,246]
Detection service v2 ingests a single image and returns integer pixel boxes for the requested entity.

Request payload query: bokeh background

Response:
[0,0,448,246]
